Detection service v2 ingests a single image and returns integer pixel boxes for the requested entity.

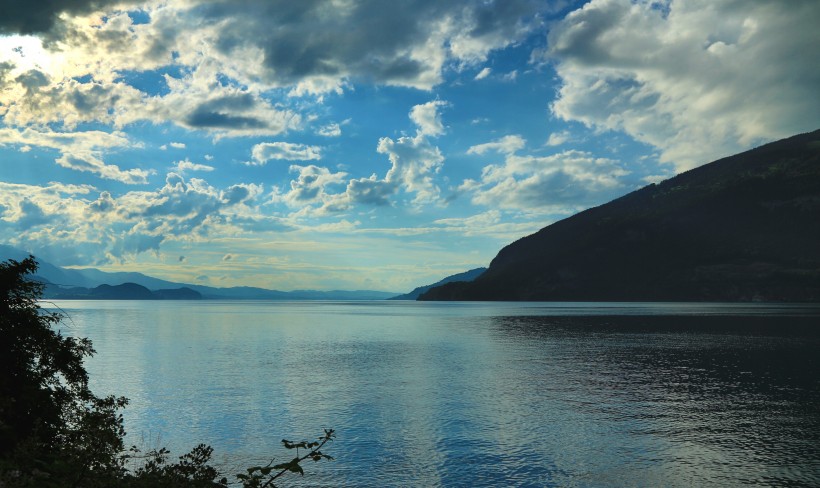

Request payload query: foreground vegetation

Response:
[0,257,333,487]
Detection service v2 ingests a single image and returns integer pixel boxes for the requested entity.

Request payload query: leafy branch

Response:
[235,429,335,488]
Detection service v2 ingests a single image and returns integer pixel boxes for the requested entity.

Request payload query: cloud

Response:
[546,130,571,146]
[501,70,518,82]
[0,68,145,128]
[153,0,544,93]
[248,142,323,165]
[169,142,186,149]
[409,100,448,137]
[545,0,820,171]
[273,165,348,208]
[0,0,122,35]
[150,68,302,138]
[318,123,342,137]
[0,172,276,265]
[0,127,149,184]
[461,135,630,211]
[467,135,526,155]
[344,174,396,208]
[174,159,215,173]
[474,67,492,80]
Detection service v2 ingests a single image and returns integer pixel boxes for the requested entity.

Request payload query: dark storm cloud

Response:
[0,0,123,35]
[194,0,543,87]
[184,94,269,130]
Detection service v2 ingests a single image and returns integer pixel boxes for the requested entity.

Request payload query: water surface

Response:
[50,301,820,487]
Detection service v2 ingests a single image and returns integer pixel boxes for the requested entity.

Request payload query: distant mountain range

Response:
[0,245,399,300]
[421,129,820,302]
[45,282,203,300]
[388,267,486,300]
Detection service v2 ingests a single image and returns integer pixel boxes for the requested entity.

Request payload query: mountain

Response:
[389,267,487,300]
[46,282,203,300]
[0,246,397,300]
[421,130,820,302]
[153,287,203,300]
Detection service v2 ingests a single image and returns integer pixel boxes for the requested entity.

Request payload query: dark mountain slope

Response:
[389,267,486,300]
[421,130,820,302]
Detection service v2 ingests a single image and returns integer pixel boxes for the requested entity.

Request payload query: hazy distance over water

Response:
[50,300,820,487]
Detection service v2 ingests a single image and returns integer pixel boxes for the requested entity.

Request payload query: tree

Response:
[0,257,334,487]
[0,256,129,486]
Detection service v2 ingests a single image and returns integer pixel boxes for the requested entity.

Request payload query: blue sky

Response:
[0,0,818,292]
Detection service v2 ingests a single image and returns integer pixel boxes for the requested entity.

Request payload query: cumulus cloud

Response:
[248,142,323,165]
[149,68,302,138]
[188,0,543,92]
[0,172,276,265]
[272,164,348,209]
[318,123,342,137]
[409,100,448,137]
[173,159,215,173]
[275,101,449,214]
[545,0,820,170]
[461,135,630,211]
[0,69,145,128]
[0,127,149,184]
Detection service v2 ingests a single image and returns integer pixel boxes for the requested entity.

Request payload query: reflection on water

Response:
[50,301,820,487]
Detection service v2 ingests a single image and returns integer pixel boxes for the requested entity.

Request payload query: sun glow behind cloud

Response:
[0,0,817,291]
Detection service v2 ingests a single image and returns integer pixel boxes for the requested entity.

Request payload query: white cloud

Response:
[546,130,571,146]
[501,70,518,82]
[467,135,526,155]
[174,159,215,173]
[169,142,186,149]
[0,127,149,184]
[378,134,444,205]
[462,136,630,211]
[546,0,820,171]
[0,172,276,265]
[248,142,323,165]
[147,67,302,138]
[474,67,492,80]
[272,164,348,208]
[409,100,448,137]
[318,122,342,137]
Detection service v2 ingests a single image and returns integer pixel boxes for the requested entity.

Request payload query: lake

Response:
[48,300,820,487]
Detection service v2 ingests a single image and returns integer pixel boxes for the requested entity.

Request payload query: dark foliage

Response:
[0,256,333,487]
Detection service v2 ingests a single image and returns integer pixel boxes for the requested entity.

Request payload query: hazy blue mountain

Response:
[421,129,820,302]
[70,268,183,290]
[48,282,203,300]
[287,290,400,300]
[0,246,397,300]
[153,287,203,300]
[0,245,99,288]
[389,267,487,300]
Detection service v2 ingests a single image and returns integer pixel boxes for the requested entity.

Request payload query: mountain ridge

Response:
[420,129,820,302]
[389,267,487,300]
[0,246,399,300]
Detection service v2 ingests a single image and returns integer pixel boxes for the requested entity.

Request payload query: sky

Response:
[0,0,818,292]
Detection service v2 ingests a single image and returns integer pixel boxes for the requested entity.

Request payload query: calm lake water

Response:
[48,300,820,487]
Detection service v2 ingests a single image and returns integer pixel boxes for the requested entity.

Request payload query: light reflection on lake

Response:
[49,301,820,487]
